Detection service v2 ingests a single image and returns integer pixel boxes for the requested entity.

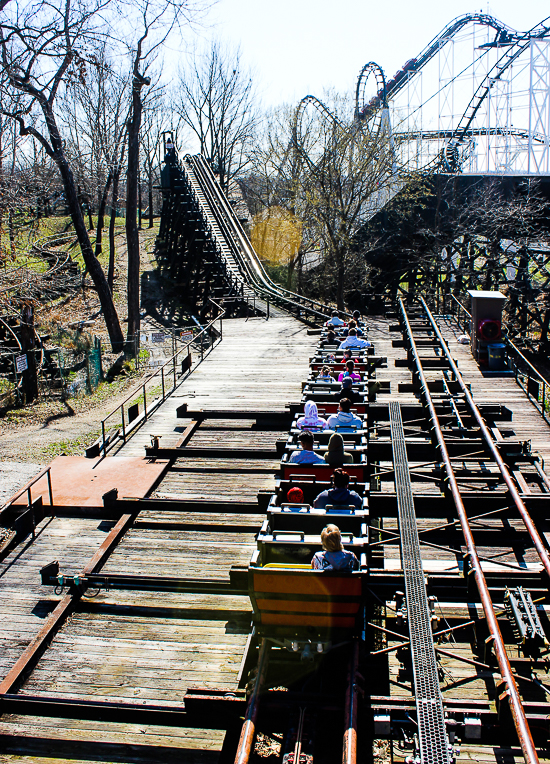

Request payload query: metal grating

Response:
[390,401,450,764]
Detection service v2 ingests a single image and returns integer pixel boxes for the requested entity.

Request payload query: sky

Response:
[175,0,550,108]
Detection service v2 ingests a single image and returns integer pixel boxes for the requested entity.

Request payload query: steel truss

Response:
[387,17,550,175]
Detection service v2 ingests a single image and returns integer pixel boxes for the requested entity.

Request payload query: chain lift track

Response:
[177,154,338,324]
[390,401,450,764]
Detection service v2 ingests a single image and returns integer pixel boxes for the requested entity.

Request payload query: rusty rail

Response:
[420,296,550,579]
[234,638,270,764]
[399,298,539,764]
[343,640,360,764]
[0,513,135,695]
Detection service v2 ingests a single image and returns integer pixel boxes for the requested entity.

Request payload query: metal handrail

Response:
[99,299,225,455]
[506,338,550,424]
[448,293,471,334]
[1,466,54,534]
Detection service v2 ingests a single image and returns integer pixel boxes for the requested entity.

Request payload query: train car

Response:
[245,333,376,654]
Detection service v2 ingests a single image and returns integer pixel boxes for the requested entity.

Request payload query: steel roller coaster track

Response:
[296,13,550,174]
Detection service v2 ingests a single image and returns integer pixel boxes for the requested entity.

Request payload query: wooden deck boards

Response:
[114,316,314,458]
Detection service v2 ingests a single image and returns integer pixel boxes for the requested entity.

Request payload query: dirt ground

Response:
[0,223,174,500]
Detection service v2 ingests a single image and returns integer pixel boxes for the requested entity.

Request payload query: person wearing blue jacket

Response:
[289,430,325,464]
[313,469,363,509]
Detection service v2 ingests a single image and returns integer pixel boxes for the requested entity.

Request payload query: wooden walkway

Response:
[115,316,313,457]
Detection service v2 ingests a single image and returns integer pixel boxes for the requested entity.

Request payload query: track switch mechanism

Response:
[505,587,547,649]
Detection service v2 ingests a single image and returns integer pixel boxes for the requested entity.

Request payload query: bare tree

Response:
[123,0,210,349]
[244,105,316,294]
[173,40,258,191]
[141,92,165,229]
[0,0,125,351]
[62,43,130,289]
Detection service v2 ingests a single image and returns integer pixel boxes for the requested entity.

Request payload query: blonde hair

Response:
[321,524,342,552]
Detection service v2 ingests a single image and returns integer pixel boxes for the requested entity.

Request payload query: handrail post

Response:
[161,366,165,400]
[143,384,147,420]
[121,404,126,441]
[27,487,36,539]
[46,467,53,508]
[102,420,106,457]
[173,350,176,389]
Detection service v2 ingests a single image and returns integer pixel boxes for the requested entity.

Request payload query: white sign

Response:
[180,331,193,344]
[15,354,28,373]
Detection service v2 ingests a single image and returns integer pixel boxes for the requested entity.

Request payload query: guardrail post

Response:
[26,487,35,539]
[46,468,53,508]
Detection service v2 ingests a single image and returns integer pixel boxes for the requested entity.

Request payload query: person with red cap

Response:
[286,487,304,503]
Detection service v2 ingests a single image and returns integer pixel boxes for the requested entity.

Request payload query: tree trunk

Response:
[336,251,345,311]
[94,171,113,261]
[108,168,120,294]
[297,248,303,295]
[36,98,124,351]
[56,154,124,351]
[126,80,144,348]
[148,179,154,228]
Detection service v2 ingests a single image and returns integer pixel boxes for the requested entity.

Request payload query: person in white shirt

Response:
[339,329,371,349]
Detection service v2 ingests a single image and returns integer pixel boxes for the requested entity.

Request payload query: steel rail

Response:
[357,14,515,119]
[398,298,539,764]
[234,638,270,764]
[445,16,550,169]
[419,296,550,580]
[342,640,360,764]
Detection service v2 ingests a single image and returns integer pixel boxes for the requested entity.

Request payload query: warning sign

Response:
[15,354,28,372]
[180,331,193,344]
